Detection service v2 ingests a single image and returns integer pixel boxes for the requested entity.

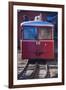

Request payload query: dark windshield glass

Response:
[23,27,37,40]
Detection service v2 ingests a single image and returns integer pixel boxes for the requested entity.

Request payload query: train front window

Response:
[38,28,52,39]
[23,27,52,40]
[23,26,37,40]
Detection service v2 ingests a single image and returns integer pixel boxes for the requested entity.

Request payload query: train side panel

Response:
[22,40,54,59]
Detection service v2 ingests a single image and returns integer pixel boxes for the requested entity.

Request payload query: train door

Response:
[22,26,38,59]
[37,27,54,59]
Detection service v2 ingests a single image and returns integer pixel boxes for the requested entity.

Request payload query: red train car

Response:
[20,20,54,60]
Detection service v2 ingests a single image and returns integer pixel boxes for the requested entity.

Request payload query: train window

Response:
[23,27,37,40]
[38,28,52,39]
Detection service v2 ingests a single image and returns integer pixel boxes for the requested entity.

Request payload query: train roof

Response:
[21,21,54,27]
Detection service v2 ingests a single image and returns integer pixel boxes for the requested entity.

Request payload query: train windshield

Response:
[23,26,37,40]
[23,27,52,40]
[38,28,52,39]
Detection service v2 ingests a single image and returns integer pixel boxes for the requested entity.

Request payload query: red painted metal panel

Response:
[38,41,54,59]
[22,40,54,60]
[22,41,36,59]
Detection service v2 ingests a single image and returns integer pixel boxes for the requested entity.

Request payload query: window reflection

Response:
[23,27,37,40]
[38,28,51,39]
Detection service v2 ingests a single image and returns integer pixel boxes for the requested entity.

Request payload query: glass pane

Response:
[23,27,37,40]
[38,28,51,39]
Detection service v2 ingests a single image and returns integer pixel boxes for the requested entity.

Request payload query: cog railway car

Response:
[20,20,54,60]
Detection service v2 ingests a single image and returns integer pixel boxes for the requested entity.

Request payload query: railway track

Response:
[17,51,58,80]
[18,60,58,80]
